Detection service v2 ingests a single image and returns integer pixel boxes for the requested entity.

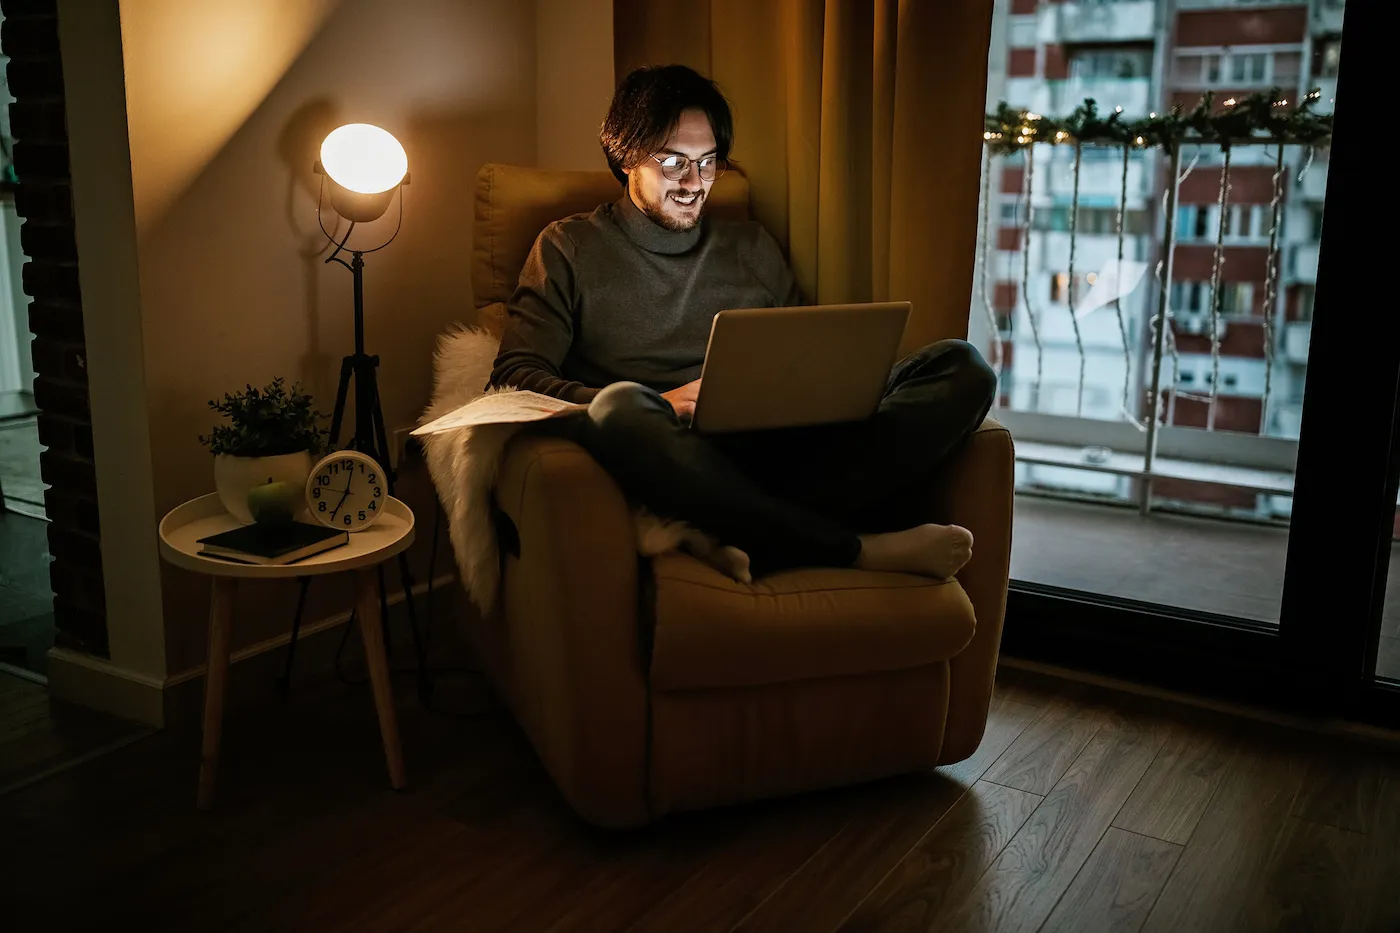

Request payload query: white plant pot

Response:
[213,451,314,524]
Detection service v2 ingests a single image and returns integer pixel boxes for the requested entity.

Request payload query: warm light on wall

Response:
[318,123,408,194]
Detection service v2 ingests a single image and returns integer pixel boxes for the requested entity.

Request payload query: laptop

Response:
[690,301,911,434]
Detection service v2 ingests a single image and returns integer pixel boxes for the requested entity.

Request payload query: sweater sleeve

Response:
[750,225,807,307]
[489,227,602,404]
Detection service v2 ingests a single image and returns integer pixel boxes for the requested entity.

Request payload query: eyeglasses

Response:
[650,154,727,182]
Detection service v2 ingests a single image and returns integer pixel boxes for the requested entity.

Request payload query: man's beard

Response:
[637,184,706,231]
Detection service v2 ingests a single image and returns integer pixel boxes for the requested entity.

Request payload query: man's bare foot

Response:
[856,524,974,579]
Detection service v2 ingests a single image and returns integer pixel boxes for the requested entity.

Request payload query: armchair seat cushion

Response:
[647,554,977,691]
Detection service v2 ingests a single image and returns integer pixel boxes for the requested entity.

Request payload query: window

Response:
[1220,282,1254,317]
[1070,48,1153,80]
[1173,48,1302,89]
[1000,202,1022,226]
[1316,37,1342,77]
[1050,272,1096,305]
[1172,281,1256,317]
[1171,281,1208,313]
[1306,204,1325,240]
[1272,51,1301,83]
[1223,374,1239,389]
[1228,52,1267,83]
[1036,207,1151,236]
[1180,371,1197,384]
[1293,284,1316,322]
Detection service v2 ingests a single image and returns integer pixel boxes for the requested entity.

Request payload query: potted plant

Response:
[199,378,329,524]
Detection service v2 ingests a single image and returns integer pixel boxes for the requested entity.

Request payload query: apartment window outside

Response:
[1173,47,1303,89]
[1316,37,1342,77]
[1070,47,1154,79]
[1035,206,1151,236]
[1228,51,1266,83]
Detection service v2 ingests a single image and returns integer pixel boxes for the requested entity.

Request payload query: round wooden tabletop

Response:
[158,493,415,579]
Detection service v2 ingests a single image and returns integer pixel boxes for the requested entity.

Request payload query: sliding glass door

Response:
[975,0,1397,726]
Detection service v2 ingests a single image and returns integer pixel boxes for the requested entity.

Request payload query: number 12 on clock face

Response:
[304,450,388,531]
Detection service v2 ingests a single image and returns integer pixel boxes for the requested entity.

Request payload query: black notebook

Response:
[197,521,348,565]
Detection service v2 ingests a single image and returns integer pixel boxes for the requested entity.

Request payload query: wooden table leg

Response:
[197,577,236,810]
[355,567,406,790]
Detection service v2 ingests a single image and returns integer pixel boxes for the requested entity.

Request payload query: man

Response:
[491,64,996,580]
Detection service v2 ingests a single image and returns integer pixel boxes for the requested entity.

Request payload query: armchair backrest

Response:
[471,163,751,336]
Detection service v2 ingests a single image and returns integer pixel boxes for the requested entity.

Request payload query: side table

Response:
[158,493,416,809]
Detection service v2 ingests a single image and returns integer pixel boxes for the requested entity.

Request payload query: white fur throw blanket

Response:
[418,326,750,618]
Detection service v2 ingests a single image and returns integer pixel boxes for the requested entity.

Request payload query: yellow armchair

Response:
[456,163,1014,827]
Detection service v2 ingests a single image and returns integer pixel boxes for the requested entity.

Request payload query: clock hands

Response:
[330,479,353,519]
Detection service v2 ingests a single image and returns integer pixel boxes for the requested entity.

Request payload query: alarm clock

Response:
[305,449,388,531]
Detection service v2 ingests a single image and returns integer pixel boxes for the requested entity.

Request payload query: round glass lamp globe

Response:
[319,124,407,194]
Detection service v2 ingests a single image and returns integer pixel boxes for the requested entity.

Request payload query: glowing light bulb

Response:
[1115,105,1123,113]
[319,124,407,194]
[1135,136,1146,146]
[1224,98,1237,107]
[984,131,994,140]
[1055,131,1067,141]
[1150,112,1158,118]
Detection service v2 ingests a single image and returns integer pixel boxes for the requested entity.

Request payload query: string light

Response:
[980,91,1332,154]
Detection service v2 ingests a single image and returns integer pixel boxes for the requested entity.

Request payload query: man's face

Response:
[624,108,717,232]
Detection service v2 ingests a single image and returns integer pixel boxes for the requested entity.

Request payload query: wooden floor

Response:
[5,666,1399,932]
[0,672,150,793]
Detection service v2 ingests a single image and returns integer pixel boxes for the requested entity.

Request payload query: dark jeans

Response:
[550,339,996,577]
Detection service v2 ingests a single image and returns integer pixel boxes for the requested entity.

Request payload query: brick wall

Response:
[2,0,107,656]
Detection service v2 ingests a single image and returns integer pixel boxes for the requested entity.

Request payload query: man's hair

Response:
[600,65,734,185]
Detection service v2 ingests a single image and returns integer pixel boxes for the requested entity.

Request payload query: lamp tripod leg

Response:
[368,378,430,699]
[277,576,312,697]
[328,357,354,449]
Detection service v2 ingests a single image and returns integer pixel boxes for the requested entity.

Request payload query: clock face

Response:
[305,451,387,531]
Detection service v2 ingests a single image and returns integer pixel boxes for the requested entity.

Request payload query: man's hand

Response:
[661,379,702,419]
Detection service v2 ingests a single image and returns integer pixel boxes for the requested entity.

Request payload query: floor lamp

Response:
[280,123,427,697]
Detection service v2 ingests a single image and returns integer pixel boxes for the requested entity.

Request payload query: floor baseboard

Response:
[48,572,466,728]
[1000,654,1400,750]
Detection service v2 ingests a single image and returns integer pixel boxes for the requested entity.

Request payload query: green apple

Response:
[246,481,300,525]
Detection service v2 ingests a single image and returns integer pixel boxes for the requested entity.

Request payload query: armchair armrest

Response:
[494,432,652,827]
[928,417,1015,764]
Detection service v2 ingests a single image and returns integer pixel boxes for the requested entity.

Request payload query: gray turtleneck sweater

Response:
[489,193,804,404]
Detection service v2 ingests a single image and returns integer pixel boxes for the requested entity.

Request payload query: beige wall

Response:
[57,0,614,703]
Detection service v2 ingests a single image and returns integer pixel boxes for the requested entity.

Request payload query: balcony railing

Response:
[1313,1,1345,36]
[1041,0,1157,44]
[977,92,1332,520]
[1052,78,1153,118]
[1283,320,1311,365]
[1290,242,1319,284]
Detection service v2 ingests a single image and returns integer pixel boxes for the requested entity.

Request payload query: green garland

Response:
[983,88,1333,155]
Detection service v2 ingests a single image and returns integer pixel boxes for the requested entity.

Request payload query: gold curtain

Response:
[614,0,995,352]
